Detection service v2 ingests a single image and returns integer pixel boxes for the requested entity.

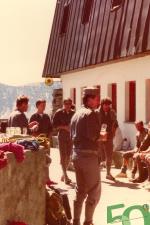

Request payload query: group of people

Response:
[4,87,150,225]
[59,87,150,225]
[5,89,117,225]
[116,120,150,188]
[8,95,52,138]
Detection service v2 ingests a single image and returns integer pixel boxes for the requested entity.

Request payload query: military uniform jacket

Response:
[96,108,117,140]
[139,129,150,152]
[71,107,100,151]
[8,109,28,131]
[136,128,148,148]
[29,113,52,137]
[52,108,75,140]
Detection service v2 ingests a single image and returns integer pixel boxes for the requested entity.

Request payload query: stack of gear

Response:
[17,140,39,151]
[0,134,51,171]
[46,187,72,225]
[35,134,50,150]
[0,134,32,144]
[0,134,50,151]
[0,143,25,169]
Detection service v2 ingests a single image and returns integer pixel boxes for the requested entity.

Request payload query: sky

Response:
[0,0,57,86]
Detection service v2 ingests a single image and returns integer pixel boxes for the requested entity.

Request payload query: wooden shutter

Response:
[129,81,136,122]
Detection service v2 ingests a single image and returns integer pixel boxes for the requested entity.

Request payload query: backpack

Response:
[46,188,71,225]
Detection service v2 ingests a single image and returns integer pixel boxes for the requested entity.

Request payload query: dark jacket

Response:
[136,128,148,148]
[29,113,52,137]
[8,110,28,132]
[71,107,100,151]
[96,108,117,139]
[53,108,75,140]
[139,130,150,152]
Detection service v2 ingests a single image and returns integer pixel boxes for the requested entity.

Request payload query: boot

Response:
[135,160,148,183]
[131,177,146,183]
[106,174,116,181]
[73,219,80,225]
[83,221,94,225]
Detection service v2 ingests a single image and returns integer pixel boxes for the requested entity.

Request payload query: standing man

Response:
[97,98,117,181]
[8,95,38,133]
[71,87,101,225]
[29,99,52,138]
[52,98,75,185]
[30,99,55,185]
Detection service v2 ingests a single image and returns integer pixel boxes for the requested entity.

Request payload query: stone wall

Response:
[0,149,46,225]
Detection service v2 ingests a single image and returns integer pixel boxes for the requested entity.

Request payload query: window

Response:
[111,0,123,12]
[125,81,136,122]
[82,0,94,24]
[94,85,101,107]
[60,4,70,35]
[108,83,117,112]
[70,88,76,105]
[81,86,86,105]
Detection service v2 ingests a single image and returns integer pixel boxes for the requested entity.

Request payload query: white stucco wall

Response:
[61,55,150,146]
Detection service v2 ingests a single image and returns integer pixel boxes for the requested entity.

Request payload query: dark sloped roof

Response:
[43,0,150,78]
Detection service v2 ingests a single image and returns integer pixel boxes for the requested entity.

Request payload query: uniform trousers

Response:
[99,139,113,175]
[73,154,101,222]
[59,137,72,179]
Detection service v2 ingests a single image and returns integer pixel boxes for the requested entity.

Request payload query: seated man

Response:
[131,122,150,183]
[116,121,148,179]
[136,151,150,189]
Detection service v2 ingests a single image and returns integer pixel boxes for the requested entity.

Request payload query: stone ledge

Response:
[0,149,46,225]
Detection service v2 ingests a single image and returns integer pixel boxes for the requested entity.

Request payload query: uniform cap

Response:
[82,87,99,97]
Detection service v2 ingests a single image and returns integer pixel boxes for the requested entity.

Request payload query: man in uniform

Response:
[130,121,150,183]
[29,99,52,138]
[8,95,38,133]
[97,98,117,181]
[29,99,54,185]
[71,87,101,225]
[52,98,75,184]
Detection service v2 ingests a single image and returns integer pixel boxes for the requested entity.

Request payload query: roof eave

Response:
[43,51,150,78]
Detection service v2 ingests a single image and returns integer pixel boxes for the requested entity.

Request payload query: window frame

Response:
[60,3,71,36]
[70,88,76,105]
[81,0,94,25]
[125,81,136,123]
[108,83,117,112]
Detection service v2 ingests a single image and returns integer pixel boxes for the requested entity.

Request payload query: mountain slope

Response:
[0,82,62,119]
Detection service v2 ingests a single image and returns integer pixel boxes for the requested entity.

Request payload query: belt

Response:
[74,149,98,156]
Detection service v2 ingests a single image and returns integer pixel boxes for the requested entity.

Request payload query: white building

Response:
[43,0,150,145]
